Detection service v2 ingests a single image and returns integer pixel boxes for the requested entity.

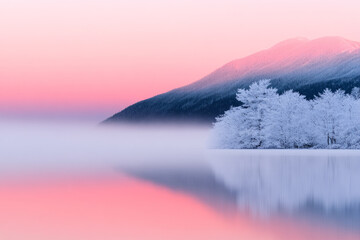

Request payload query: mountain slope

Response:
[104,37,360,124]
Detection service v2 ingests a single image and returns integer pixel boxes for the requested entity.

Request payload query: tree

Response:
[212,79,278,149]
[235,80,279,148]
[266,90,312,148]
[212,83,360,149]
[311,89,347,148]
[342,88,360,148]
[351,87,360,100]
[211,106,244,149]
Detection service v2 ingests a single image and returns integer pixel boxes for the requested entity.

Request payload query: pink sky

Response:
[1,0,360,120]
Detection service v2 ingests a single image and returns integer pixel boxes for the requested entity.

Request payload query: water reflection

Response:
[1,121,360,238]
[120,150,360,232]
[119,166,238,213]
[209,150,360,230]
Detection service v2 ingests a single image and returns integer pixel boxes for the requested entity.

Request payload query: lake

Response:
[0,121,359,239]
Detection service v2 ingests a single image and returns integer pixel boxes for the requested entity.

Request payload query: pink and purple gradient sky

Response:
[1,0,360,120]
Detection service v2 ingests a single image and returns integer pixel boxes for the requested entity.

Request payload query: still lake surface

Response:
[0,121,359,239]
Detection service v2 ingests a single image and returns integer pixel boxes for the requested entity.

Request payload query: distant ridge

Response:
[104,36,360,124]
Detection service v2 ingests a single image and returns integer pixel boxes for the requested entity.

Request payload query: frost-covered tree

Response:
[351,87,360,100]
[342,91,360,148]
[235,79,278,148]
[311,89,348,148]
[210,106,244,148]
[266,90,312,148]
[212,82,360,149]
[310,88,360,148]
[212,80,278,148]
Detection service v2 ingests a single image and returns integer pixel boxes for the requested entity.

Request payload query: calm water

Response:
[0,121,359,239]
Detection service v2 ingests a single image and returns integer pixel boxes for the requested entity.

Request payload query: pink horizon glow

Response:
[1,0,360,120]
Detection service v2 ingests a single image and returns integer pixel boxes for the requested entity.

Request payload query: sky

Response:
[1,0,360,121]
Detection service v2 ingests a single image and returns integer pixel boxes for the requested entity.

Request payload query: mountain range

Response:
[104,36,360,124]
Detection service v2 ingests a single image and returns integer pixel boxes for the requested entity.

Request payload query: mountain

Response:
[104,36,360,124]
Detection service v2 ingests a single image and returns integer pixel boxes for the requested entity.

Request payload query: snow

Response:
[212,80,360,149]
[186,36,360,90]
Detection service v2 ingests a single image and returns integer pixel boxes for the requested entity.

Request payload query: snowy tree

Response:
[342,89,360,148]
[212,82,360,149]
[212,79,278,148]
[351,87,360,100]
[235,79,278,148]
[266,90,312,148]
[211,106,244,148]
[311,89,348,148]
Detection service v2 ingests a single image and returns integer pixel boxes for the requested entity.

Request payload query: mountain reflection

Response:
[120,150,360,231]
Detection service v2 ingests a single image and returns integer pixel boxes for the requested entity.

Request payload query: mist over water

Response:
[0,120,210,178]
[1,119,360,239]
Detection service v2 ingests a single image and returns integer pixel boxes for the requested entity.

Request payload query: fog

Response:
[0,120,210,179]
[2,119,360,233]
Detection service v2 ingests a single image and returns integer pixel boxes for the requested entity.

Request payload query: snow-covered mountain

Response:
[104,36,360,123]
